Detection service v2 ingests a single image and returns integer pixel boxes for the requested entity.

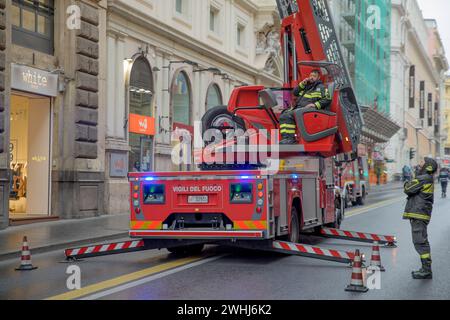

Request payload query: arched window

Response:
[172,71,191,125]
[206,83,223,110]
[128,57,154,172]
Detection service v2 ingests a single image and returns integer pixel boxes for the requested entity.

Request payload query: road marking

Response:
[46,254,223,300]
[345,197,404,218]
[81,255,225,300]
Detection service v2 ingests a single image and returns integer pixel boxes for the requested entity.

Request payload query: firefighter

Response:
[279,70,332,145]
[438,167,449,198]
[403,157,438,279]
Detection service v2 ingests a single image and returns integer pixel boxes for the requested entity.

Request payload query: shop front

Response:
[8,64,58,222]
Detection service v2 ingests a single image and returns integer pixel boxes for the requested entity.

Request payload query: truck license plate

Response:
[188,195,209,204]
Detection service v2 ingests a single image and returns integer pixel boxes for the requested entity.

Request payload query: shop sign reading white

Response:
[11,64,58,97]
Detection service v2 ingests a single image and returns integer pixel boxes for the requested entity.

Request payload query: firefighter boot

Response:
[280,137,297,145]
[412,259,432,279]
[280,127,297,145]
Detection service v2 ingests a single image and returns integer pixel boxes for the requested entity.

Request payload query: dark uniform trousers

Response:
[410,219,431,262]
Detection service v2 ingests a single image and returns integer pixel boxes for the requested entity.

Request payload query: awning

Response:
[359,105,401,144]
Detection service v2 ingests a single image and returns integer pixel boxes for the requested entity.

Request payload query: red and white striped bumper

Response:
[129,230,265,239]
[320,228,397,245]
[272,241,357,263]
[65,240,145,259]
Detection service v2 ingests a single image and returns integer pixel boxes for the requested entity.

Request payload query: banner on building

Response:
[427,93,433,127]
[409,66,415,109]
[129,114,155,136]
[419,81,425,118]
[434,102,439,134]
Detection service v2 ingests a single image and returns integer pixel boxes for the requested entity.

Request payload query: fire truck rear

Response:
[337,156,369,207]
[129,156,343,253]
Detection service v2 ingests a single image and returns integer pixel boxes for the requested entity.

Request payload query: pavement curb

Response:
[0,232,129,262]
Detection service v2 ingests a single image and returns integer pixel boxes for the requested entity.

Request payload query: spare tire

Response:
[201,106,246,145]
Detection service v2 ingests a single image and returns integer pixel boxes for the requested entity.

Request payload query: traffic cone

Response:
[369,241,385,272]
[15,236,38,271]
[345,249,368,293]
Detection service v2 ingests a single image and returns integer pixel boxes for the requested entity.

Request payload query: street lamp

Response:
[193,67,221,74]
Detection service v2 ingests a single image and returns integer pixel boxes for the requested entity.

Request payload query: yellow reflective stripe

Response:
[281,129,296,134]
[299,83,305,90]
[325,88,331,99]
[234,221,268,230]
[405,179,420,191]
[420,253,431,259]
[426,166,433,172]
[315,101,322,109]
[422,184,434,194]
[280,124,297,129]
[304,93,322,98]
[403,213,431,221]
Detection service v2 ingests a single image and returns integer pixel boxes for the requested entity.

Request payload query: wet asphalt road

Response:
[1,186,450,300]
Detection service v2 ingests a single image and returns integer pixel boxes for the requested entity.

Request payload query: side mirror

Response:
[258,89,278,109]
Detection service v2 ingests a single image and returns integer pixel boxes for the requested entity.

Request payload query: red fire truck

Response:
[337,156,369,207]
[64,0,396,264]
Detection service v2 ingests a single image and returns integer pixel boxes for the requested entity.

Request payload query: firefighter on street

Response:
[438,167,449,198]
[403,157,438,279]
[280,69,332,145]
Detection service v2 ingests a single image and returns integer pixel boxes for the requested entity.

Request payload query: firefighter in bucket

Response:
[280,69,332,145]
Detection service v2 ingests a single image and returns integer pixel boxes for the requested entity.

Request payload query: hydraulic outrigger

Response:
[64,225,396,264]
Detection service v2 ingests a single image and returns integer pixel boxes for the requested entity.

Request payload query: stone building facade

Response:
[386,0,448,177]
[0,0,107,229]
[0,0,282,228]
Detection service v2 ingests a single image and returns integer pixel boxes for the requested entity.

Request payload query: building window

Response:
[175,0,185,14]
[445,148,450,156]
[128,57,154,172]
[12,0,54,55]
[210,7,219,33]
[172,71,191,125]
[206,84,223,110]
[237,23,245,47]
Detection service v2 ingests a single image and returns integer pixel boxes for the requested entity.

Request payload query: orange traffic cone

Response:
[15,236,38,271]
[369,241,385,272]
[345,249,368,292]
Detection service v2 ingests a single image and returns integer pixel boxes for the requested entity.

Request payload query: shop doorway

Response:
[128,56,155,172]
[9,92,52,219]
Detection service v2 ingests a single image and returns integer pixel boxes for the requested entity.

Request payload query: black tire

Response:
[327,197,343,229]
[288,207,300,243]
[167,244,205,256]
[201,106,246,144]
[356,187,365,206]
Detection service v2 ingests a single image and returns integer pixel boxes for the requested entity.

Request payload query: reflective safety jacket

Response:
[293,80,332,110]
[438,171,449,183]
[403,174,434,222]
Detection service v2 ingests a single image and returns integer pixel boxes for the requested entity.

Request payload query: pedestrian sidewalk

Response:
[0,213,129,261]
